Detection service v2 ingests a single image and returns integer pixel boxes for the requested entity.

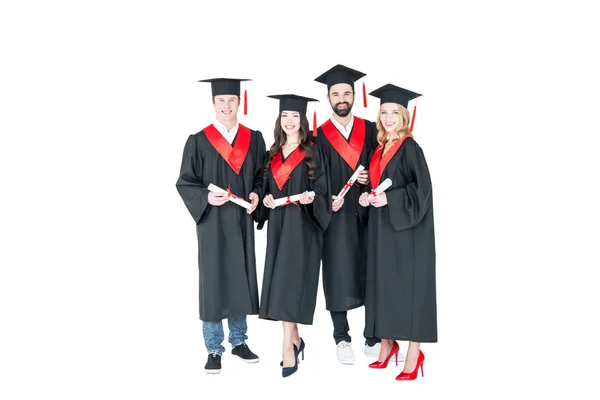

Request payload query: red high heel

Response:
[368,341,399,369]
[395,350,425,380]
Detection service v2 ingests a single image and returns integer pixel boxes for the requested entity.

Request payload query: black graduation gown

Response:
[176,126,266,322]
[364,137,437,342]
[257,144,332,325]
[315,117,379,311]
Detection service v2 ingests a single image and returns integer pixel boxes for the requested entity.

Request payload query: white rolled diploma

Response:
[207,183,252,209]
[367,178,392,200]
[337,164,365,199]
[273,191,316,207]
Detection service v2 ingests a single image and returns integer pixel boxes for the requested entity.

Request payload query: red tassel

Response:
[362,81,367,107]
[410,105,417,132]
[312,108,317,137]
[243,89,247,115]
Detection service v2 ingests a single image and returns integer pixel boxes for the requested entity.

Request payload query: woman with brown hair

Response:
[257,94,332,378]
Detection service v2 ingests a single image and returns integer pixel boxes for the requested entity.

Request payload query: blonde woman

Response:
[359,84,437,381]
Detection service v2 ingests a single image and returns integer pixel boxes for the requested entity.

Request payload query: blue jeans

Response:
[202,315,248,356]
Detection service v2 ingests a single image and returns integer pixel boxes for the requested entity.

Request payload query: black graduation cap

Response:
[368,83,421,107]
[314,64,368,107]
[314,64,366,89]
[267,94,319,115]
[198,78,251,96]
[370,84,422,132]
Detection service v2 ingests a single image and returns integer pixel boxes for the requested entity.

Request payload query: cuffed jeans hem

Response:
[335,337,352,345]
[365,337,381,346]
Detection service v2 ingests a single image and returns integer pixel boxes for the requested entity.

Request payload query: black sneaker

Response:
[204,353,222,374]
[231,343,259,363]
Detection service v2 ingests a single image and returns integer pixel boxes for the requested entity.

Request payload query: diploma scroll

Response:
[207,183,252,209]
[337,164,365,199]
[273,191,316,207]
[367,178,392,200]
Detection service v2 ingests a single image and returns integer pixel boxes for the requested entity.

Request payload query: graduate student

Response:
[313,64,383,364]
[359,84,437,381]
[176,77,266,374]
[257,94,332,378]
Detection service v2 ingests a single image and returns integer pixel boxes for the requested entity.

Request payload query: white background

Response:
[1,1,599,399]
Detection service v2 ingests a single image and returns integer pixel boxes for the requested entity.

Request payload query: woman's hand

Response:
[299,191,314,205]
[369,192,388,208]
[263,194,276,209]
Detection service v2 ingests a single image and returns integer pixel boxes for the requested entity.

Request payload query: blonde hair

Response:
[375,104,413,145]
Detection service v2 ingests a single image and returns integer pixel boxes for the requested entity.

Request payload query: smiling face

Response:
[327,83,354,117]
[213,95,239,125]
[280,110,301,136]
[379,102,402,134]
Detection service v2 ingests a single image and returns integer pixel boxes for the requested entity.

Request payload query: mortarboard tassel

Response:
[312,103,318,137]
[243,86,248,115]
[362,81,367,107]
[409,95,418,132]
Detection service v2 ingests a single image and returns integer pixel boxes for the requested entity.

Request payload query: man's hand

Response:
[357,170,369,185]
[208,191,229,206]
[359,192,370,207]
[247,192,259,214]
[332,195,344,212]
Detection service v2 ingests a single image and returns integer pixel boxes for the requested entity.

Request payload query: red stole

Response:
[369,136,410,189]
[270,146,306,191]
[203,124,251,174]
[320,116,365,169]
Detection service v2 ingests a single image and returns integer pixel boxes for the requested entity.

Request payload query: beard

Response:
[332,101,353,117]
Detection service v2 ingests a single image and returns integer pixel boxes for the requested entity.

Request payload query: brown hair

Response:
[265,112,317,179]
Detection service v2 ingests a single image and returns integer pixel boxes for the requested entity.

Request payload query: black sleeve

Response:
[386,140,433,231]
[251,130,266,198]
[175,134,210,224]
[303,143,332,232]
[256,151,271,229]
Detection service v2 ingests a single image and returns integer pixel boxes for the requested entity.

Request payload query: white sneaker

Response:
[336,341,355,365]
[364,342,406,362]
[364,342,381,358]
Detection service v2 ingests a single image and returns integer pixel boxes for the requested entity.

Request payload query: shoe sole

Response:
[205,369,222,374]
[232,355,260,363]
[338,359,355,365]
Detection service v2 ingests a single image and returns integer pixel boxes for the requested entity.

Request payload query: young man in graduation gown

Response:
[313,64,386,364]
[176,78,266,374]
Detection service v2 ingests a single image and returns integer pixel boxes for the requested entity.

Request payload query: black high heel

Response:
[282,344,299,378]
[297,338,305,361]
[280,337,305,366]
